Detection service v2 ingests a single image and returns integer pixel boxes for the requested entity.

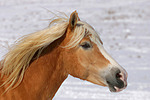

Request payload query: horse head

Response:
[62,11,127,92]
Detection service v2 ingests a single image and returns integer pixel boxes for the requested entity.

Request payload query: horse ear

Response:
[68,11,80,31]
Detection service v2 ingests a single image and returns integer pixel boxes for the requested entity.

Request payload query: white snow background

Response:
[0,0,150,100]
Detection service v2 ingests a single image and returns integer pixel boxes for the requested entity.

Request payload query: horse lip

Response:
[107,81,127,92]
[108,84,116,92]
[106,79,127,92]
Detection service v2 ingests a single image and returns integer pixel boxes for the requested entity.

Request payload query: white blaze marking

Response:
[89,31,122,70]
[79,21,123,70]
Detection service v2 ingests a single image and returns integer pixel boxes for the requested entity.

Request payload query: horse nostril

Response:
[116,72,122,79]
[115,71,125,89]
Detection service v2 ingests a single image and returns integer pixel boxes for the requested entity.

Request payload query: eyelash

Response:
[80,42,91,49]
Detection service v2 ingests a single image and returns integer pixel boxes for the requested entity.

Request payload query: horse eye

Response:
[80,42,91,49]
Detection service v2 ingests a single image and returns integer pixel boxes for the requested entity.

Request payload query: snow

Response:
[0,0,150,99]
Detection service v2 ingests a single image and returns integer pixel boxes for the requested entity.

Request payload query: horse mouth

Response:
[108,82,127,92]
[107,77,127,92]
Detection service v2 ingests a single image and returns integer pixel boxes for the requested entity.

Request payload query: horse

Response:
[0,11,127,100]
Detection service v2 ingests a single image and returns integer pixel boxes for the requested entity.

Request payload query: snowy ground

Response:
[0,0,150,100]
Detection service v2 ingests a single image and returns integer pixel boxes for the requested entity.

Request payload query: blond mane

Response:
[0,16,69,90]
[0,14,99,92]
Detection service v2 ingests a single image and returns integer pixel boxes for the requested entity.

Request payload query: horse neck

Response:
[24,36,68,99]
[1,35,68,100]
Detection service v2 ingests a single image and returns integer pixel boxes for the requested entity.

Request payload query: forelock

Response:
[64,21,102,48]
[77,21,102,44]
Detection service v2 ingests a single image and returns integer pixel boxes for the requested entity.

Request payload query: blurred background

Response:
[0,0,150,100]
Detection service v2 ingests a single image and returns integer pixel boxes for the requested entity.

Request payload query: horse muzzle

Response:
[105,67,128,92]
